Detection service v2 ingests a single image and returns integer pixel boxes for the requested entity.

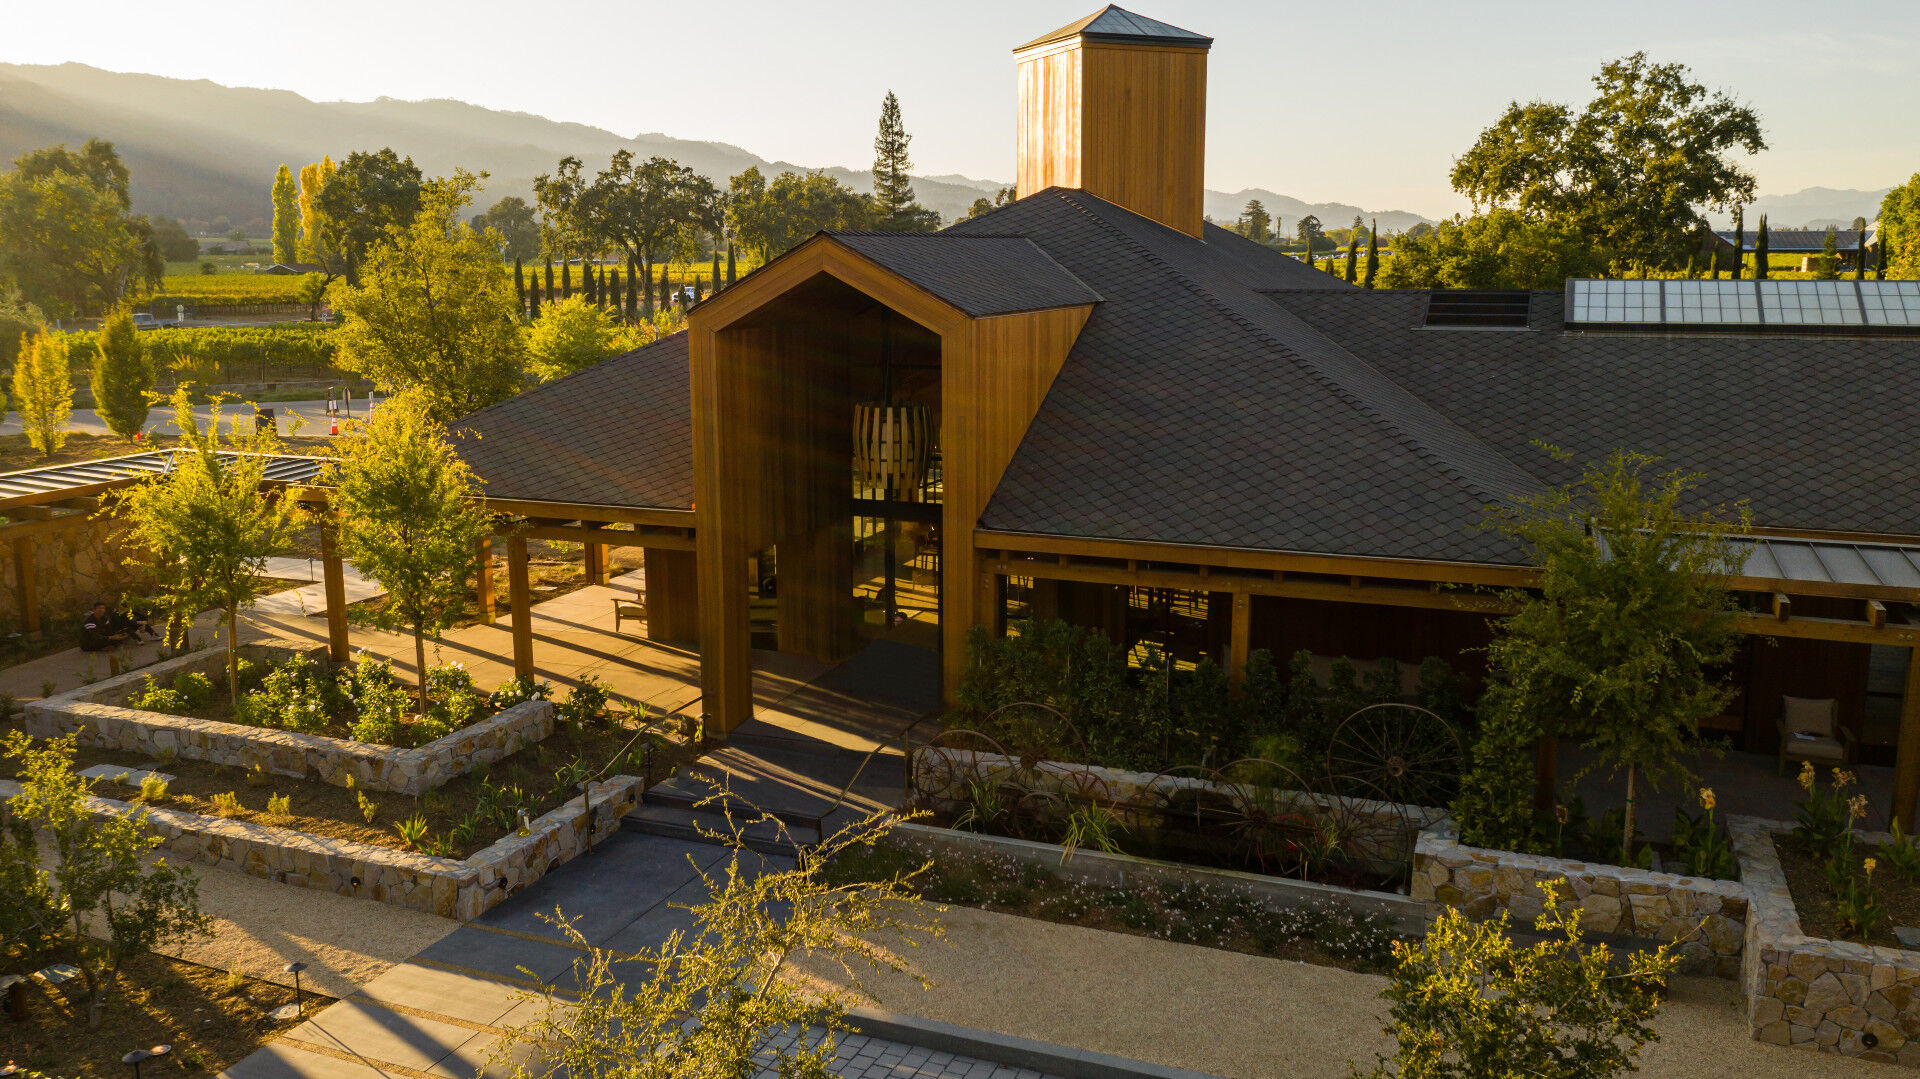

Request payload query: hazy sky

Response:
[6,0,1916,217]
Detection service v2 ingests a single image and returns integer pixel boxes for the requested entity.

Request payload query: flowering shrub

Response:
[237,656,341,734]
[489,674,552,710]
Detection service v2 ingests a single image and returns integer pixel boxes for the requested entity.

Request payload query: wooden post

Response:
[643,548,699,644]
[318,517,350,663]
[585,542,609,586]
[474,538,495,624]
[1227,591,1251,688]
[11,537,39,639]
[1534,738,1558,813]
[507,534,534,678]
[1893,644,1920,831]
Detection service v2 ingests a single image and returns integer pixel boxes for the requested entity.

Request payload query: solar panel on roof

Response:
[1861,281,1920,327]
[1564,278,1919,334]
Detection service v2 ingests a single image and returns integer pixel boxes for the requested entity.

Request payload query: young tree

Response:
[1754,213,1770,279]
[332,172,526,422]
[1853,216,1869,281]
[492,808,939,1079]
[1730,205,1745,280]
[1459,450,1746,861]
[1363,219,1380,288]
[117,390,299,696]
[1813,227,1839,280]
[324,392,491,714]
[271,164,300,265]
[525,296,630,382]
[1358,889,1678,1079]
[13,329,73,458]
[91,306,154,439]
[0,732,213,1029]
[869,91,940,233]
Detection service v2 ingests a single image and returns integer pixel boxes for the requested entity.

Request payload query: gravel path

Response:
[815,904,1888,1079]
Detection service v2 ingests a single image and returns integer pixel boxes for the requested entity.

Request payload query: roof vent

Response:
[1423,289,1532,329]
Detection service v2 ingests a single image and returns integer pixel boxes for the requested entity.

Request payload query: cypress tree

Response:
[626,258,638,320]
[659,264,671,311]
[1343,232,1359,283]
[562,261,572,300]
[727,244,737,285]
[1877,228,1889,281]
[694,275,704,304]
[1854,217,1868,281]
[514,257,526,316]
[711,250,722,293]
[641,260,654,321]
[1684,253,1696,279]
[544,260,555,302]
[1754,214,1770,279]
[1707,248,1720,279]
[1362,219,1379,289]
[1731,206,1745,280]
[584,263,596,305]
[528,276,541,321]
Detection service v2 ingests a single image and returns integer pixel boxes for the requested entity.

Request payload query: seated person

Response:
[79,600,158,652]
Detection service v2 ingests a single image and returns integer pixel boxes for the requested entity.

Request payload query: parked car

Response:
[129,312,180,330]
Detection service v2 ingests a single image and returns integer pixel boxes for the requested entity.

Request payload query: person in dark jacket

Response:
[79,601,158,652]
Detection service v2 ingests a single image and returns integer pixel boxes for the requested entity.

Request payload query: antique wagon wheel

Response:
[1325,703,1464,809]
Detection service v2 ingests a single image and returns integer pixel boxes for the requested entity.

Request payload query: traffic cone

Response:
[330,418,339,435]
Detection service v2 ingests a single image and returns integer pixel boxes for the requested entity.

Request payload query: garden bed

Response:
[822,823,1409,973]
[1774,831,1920,951]
[0,952,318,1078]
[1732,816,1920,1065]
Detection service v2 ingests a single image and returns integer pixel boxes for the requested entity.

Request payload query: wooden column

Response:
[643,548,699,644]
[11,537,40,639]
[1534,739,1558,813]
[474,538,495,624]
[1893,644,1920,831]
[318,518,349,662]
[1227,591,1251,687]
[506,534,534,678]
[585,542,609,586]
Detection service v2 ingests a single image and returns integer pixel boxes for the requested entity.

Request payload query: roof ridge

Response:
[1053,190,1541,509]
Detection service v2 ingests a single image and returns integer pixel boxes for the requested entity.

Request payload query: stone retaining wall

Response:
[1733,815,1920,1065]
[0,776,643,922]
[1414,818,1748,977]
[24,644,554,795]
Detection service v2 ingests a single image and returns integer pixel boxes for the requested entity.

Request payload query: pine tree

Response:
[514,258,526,316]
[1754,214,1770,279]
[1731,206,1745,281]
[870,91,936,232]
[727,244,738,286]
[270,164,300,266]
[1363,219,1380,289]
[91,308,153,440]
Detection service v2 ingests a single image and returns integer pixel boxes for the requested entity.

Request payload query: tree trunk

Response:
[1622,764,1638,863]
[227,606,240,705]
[414,627,429,716]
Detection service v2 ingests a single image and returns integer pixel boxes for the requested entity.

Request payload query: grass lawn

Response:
[0,952,316,1078]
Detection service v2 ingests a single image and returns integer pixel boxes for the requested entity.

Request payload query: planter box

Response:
[1732,816,1920,1065]
[0,775,643,922]
[23,642,554,795]
[1414,818,1748,978]
[893,821,1433,935]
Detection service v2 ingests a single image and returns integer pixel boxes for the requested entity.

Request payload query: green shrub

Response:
[557,676,612,727]
[171,670,214,710]
[129,675,190,715]
[239,655,341,734]
[489,674,552,709]
[423,662,485,735]
[343,657,410,745]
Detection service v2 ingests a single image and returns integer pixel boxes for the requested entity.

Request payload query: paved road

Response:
[0,397,382,439]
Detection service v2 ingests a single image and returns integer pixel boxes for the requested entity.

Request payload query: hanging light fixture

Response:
[853,402,931,499]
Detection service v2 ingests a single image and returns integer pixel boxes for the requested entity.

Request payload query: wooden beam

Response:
[1895,644,1920,832]
[987,553,1513,616]
[506,534,534,678]
[508,523,694,550]
[1868,600,1888,629]
[1772,592,1792,620]
[1733,612,1920,647]
[1227,592,1251,687]
[480,497,694,529]
[474,538,495,625]
[318,517,349,662]
[585,542,609,586]
[11,536,39,639]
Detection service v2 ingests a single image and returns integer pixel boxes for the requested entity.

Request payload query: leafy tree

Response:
[0,282,44,370]
[296,156,346,294]
[332,172,526,422]
[312,148,426,285]
[1451,53,1764,270]
[150,216,200,263]
[533,156,591,264]
[1239,199,1271,242]
[0,140,150,317]
[295,272,329,322]
[91,307,154,439]
[0,732,213,1028]
[471,195,543,261]
[731,169,869,261]
[12,329,72,458]
[573,152,710,279]
[324,392,492,713]
[869,91,940,233]
[491,807,940,1079]
[116,390,298,698]
[271,164,300,264]
[525,295,629,382]
[1754,213,1770,279]
[1297,213,1324,254]
[1461,450,1746,861]
[1357,889,1677,1079]
[1881,173,1920,278]
[1379,211,1601,290]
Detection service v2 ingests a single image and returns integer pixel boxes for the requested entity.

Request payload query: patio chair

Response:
[612,591,645,635]
[1776,695,1854,775]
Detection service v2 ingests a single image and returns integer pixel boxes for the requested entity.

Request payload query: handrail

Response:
[580,693,703,855]
[789,710,939,848]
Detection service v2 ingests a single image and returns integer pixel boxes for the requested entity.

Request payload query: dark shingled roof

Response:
[1016,5,1212,51]
[828,233,1102,317]
[1273,288,1920,537]
[1712,228,1872,253]
[951,189,1535,566]
[453,333,692,510]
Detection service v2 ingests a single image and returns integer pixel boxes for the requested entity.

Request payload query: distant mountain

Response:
[1205,189,1432,236]
[0,63,1434,240]
[1703,186,1893,230]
